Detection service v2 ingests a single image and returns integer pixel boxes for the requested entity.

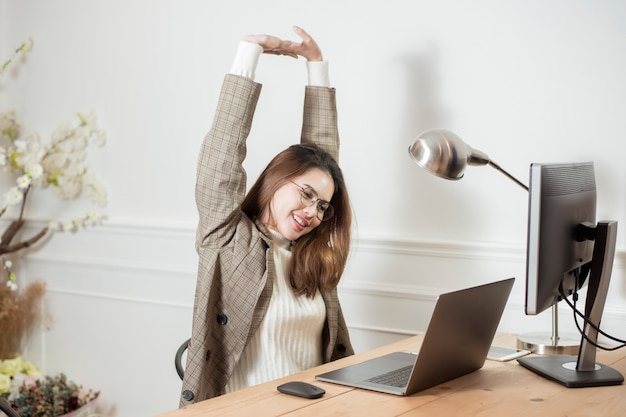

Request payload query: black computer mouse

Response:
[277,381,326,399]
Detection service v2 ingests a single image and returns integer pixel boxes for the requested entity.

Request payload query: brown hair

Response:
[241,143,352,297]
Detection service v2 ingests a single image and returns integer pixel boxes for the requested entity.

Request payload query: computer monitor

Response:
[524,162,595,316]
[517,161,623,387]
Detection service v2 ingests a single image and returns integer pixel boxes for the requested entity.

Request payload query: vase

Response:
[0,282,46,360]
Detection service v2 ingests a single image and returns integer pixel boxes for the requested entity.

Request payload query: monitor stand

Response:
[518,354,623,388]
[518,221,624,388]
[516,305,579,355]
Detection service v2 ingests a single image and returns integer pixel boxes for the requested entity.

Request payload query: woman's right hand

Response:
[243,26,323,62]
[243,33,298,59]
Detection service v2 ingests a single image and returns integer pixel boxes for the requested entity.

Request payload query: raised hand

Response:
[242,33,298,59]
[243,26,323,61]
[288,26,323,62]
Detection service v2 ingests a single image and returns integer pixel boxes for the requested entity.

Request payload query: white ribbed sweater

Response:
[225,232,326,392]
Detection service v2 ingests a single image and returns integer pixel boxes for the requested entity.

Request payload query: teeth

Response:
[293,215,307,228]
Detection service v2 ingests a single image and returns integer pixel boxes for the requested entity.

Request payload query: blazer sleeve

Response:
[300,86,340,162]
[195,74,262,249]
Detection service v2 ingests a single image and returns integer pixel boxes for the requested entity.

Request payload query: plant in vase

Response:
[0,37,107,408]
[0,39,108,359]
[0,282,45,366]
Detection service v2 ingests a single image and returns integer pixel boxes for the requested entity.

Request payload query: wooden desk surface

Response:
[156,334,626,417]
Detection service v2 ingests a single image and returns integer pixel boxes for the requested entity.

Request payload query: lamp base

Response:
[517,332,580,355]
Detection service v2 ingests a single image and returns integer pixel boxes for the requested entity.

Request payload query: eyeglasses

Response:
[290,181,334,222]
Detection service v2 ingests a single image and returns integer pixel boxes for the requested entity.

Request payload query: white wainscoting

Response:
[19,222,626,417]
[22,221,198,417]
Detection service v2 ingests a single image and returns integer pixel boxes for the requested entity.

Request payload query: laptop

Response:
[316,277,515,395]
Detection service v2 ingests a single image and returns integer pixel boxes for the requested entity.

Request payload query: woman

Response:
[180,26,354,406]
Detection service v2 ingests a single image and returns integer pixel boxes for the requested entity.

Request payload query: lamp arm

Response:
[488,160,529,191]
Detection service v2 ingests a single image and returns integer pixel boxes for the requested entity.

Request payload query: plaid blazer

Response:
[180,75,354,405]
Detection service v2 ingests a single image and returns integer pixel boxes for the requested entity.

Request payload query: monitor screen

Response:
[524,162,596,316]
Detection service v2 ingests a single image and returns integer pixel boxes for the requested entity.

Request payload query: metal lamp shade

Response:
[407,128,527,190]
[408,128,479,180]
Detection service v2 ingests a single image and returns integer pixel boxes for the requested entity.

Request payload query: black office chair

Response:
[175,338,191,380]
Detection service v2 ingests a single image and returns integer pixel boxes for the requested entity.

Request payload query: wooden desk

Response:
[156,334,626,417]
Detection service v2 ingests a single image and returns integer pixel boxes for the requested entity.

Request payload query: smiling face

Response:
[262,168,335,241]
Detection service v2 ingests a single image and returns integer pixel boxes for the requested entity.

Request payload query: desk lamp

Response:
[407,127,578,355]
[407,128,527,191]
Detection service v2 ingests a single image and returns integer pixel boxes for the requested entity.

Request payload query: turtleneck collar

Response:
[253,217,293,250]
[267,228,292,250]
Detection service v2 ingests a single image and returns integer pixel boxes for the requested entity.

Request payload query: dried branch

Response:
[0,220,49,256]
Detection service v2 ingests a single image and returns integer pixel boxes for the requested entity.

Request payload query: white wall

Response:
[2,1,626,416]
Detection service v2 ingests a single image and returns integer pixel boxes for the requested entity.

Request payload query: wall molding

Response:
[21,220,626,334]
[42,287,193,310]
[27,251,198,276]
[15,218,626,260]
[22,218,625,298]
[353,233,527,262]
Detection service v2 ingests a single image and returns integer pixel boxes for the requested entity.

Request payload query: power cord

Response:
[558,281,626,351]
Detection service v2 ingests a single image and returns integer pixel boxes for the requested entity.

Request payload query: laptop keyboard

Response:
[365,365,413,387]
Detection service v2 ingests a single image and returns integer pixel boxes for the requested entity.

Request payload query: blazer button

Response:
[216,313,228,325]
[337,344,346,354]
[182,390,194,401]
